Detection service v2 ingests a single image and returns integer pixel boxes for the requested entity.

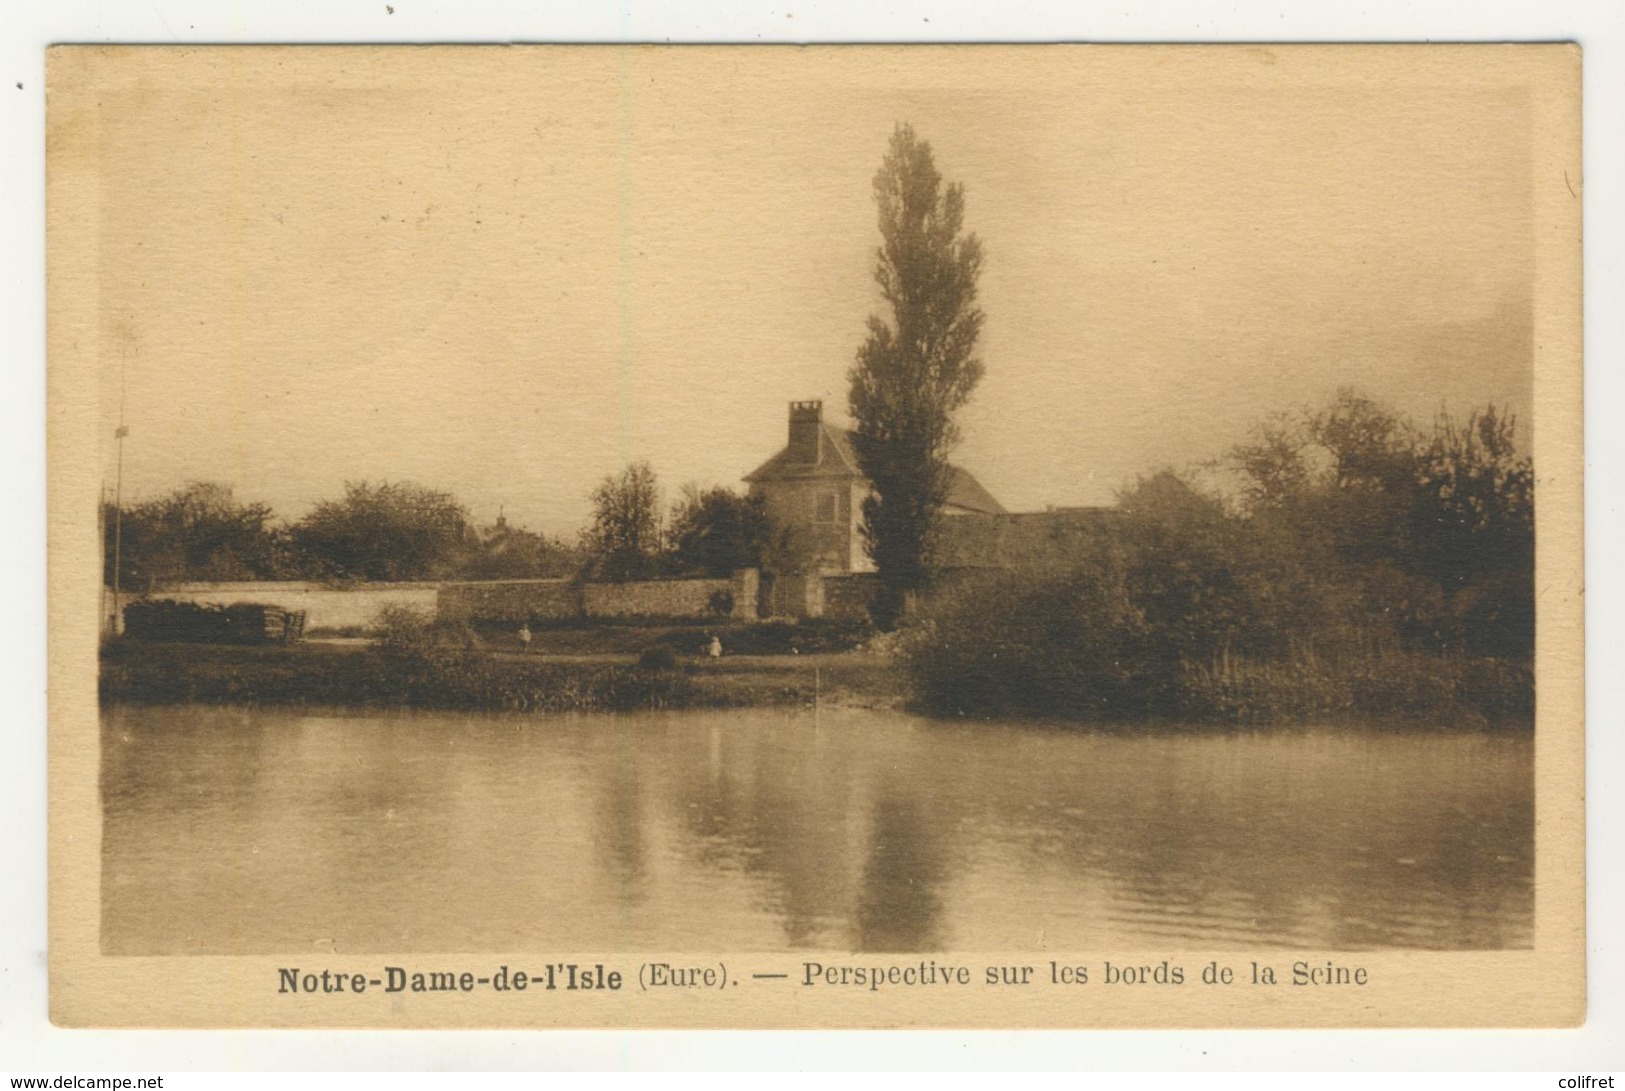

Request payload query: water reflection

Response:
[101,705,1533,955]
[854,790,947,952]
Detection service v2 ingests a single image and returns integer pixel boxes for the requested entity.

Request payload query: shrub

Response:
[372,604,435,651]
[718,618,874,655]
[905,556,1171,721]
[902,561,1533,726]
[636,645,679,671]
[372,605,478,652]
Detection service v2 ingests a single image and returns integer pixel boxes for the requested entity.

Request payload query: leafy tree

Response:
[1309,389,1419,493]
[1225,390,1533,656]
[1228,412,1313,508]
[847,123,986,628]
[1412,405,1534,656]
[290,480,472,582]
[585,461,663,580]
[1413,405,1533,585]
[1117,468,1366,663]
[666,485,770,577]
[104,481,281,590]
[460,516,585,581]
[1117,471,1254,660]
[907,551,1159,719]
[1303,390,1424,572]
[908,390,1536,724]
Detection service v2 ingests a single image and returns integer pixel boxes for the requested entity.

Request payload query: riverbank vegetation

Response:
[100,611,893,713]
[100,638,715,712]
[101,388,1534,729]
[906,391,1534,726]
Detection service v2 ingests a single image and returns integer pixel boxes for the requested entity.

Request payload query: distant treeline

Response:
[908,390,1534,725]
[102,474,770,591]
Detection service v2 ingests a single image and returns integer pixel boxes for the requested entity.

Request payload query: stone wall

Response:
[442,570,760,623]
[438,579,580,623]
[134,571,764,632]
[136,582,440,631]
[584,571,756,620]
[759,573,819,619]
[755,571,876,621]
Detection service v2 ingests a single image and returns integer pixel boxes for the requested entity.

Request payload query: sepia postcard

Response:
[47,43,1584,1029]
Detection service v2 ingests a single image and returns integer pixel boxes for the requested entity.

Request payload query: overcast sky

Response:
[91,47,1535,535]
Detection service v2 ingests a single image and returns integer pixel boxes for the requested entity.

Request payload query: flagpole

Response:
[111,345,129,635]
[112,423,127,634]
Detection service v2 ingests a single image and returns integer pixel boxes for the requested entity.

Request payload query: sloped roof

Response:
[745,424,1005,515]
[942,465,1006,515]
[743,420,861,482]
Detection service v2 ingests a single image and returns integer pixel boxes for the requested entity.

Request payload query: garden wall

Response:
[437,579,580,623]
[594,568,757,620]
[442,569,760,623]
[133,581,439,632]
[128,570,763,633]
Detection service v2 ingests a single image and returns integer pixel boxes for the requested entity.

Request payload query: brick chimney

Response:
[788,400,823,464]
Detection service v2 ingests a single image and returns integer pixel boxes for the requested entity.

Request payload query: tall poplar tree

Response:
[848,123,986,628]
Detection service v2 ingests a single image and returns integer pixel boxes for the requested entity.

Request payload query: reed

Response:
[1178,647,1532,726]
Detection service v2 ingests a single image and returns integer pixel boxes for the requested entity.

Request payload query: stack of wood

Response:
[123,600,310,645]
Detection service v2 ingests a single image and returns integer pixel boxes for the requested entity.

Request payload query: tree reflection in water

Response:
[101,706,1533,955]
[854,790,947,951]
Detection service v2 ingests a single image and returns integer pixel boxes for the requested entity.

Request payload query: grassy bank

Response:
[307,616,875,653]
[98,638,900,713]
[467,616,874,657]
[101,608,1529,726]
[100,634,1527,727]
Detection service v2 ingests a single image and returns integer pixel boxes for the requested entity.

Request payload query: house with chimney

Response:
[744,400,1005,577]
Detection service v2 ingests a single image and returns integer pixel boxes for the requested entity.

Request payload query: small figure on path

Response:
[708,635,723,659]
[517,623,532,654]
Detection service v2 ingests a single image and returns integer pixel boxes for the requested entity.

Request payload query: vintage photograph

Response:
[47,44,1584,1026]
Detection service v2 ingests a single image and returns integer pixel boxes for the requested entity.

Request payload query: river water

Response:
[100,704,1532,955]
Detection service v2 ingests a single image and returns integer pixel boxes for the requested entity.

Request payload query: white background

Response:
[1,0,1619,1074]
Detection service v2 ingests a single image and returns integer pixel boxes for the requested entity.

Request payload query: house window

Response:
[815,491,838,524]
